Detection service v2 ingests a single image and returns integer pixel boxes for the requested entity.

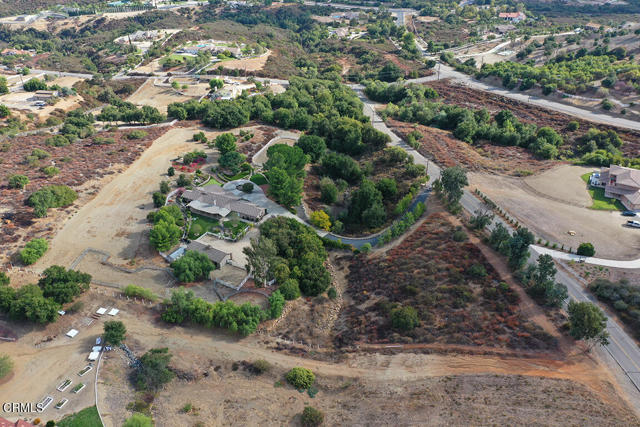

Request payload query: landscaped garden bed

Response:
[57,379,72,392]
[78,365,93,376]
[188,214,250,241]
[55,398,69,409]
[72,383,86,394]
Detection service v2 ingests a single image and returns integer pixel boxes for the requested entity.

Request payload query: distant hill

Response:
[0,0,102,18]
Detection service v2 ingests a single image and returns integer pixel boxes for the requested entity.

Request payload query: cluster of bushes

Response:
[478,54,640,95]
[8,174,29,189]
[244,217,331,297]
[168,76,367,135]
[161,288,284,336]
[210,132,246,175]
[182,150,207,165]
[123,284,157,302]
[377,201,426,245]
[170,250,215,283]
[384,102,564,159]
[97,101,165,125]
[26,184,78,217]
[23,78,48,92]
[364,80,439,103]
[19,238,48,265]
[0,266,91,324]
[148,205,183,252]
[60,109,95,140]
[590,278,640,339]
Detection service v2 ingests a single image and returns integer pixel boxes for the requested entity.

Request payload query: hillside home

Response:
[182,185,266,222]
[595,165,640,210]
[498,12,526,23]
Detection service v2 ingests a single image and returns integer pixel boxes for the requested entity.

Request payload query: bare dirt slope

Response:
[36,127,209,270]
[96,306,638,427]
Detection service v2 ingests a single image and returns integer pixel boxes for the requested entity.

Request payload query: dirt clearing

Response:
[35,126,212,270]
[127,78,210,113]
[215,51,271,72]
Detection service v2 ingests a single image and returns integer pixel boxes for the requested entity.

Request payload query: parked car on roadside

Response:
[626,220,640,228]
[622,211,637,217]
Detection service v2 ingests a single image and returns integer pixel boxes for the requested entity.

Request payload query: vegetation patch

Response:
[57,405,102,427]
[338,212,556,350]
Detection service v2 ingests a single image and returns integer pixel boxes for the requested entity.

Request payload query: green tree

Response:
[134,348,175,391]
[286,367,315,389]
[507,227,535,270]
[27,185,77,217]
[159,181,170,194]
[243,237,277,286]
[123,413,154,427]
[268,290,285,319]
[8,174,29,189]
[347,179,385,228]
[10,284,59,324]
[167,167,175,177]
[0,77,8,94]
[376,178,398,201]
[0,271,8,286]
[267,167,303,207]
[171,250,215,283]
[152,192,165,208]
[301,406,324,427]
[214,132,237,155]
[19,238,49,265]
[567,301,610,347]
[279,278,301,300]
[149,220,181,252]
[319,177,338,204]
[296,134,326,162]
[23,78,47,92]
[209,78,224,91]
[577,243,595,257]
[104,320,127,346]
[440,166,468,206]
[0,104,10,118]
[218,151,245,174]
[37,265,91,304]
[390,305,419,331]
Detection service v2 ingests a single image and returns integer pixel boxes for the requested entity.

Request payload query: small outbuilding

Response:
[66,329,79,338]
[88,351,100,361]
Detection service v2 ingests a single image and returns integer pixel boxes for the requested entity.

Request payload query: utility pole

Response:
[437,63,441,80]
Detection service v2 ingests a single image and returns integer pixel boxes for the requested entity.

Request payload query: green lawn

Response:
[204,177,223,187]
[188,214,220,239]
[580,172,625,211]
[250,173,268,185]
[224,170,251,181]
[223,219,250,239]
[57,406,103,427]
